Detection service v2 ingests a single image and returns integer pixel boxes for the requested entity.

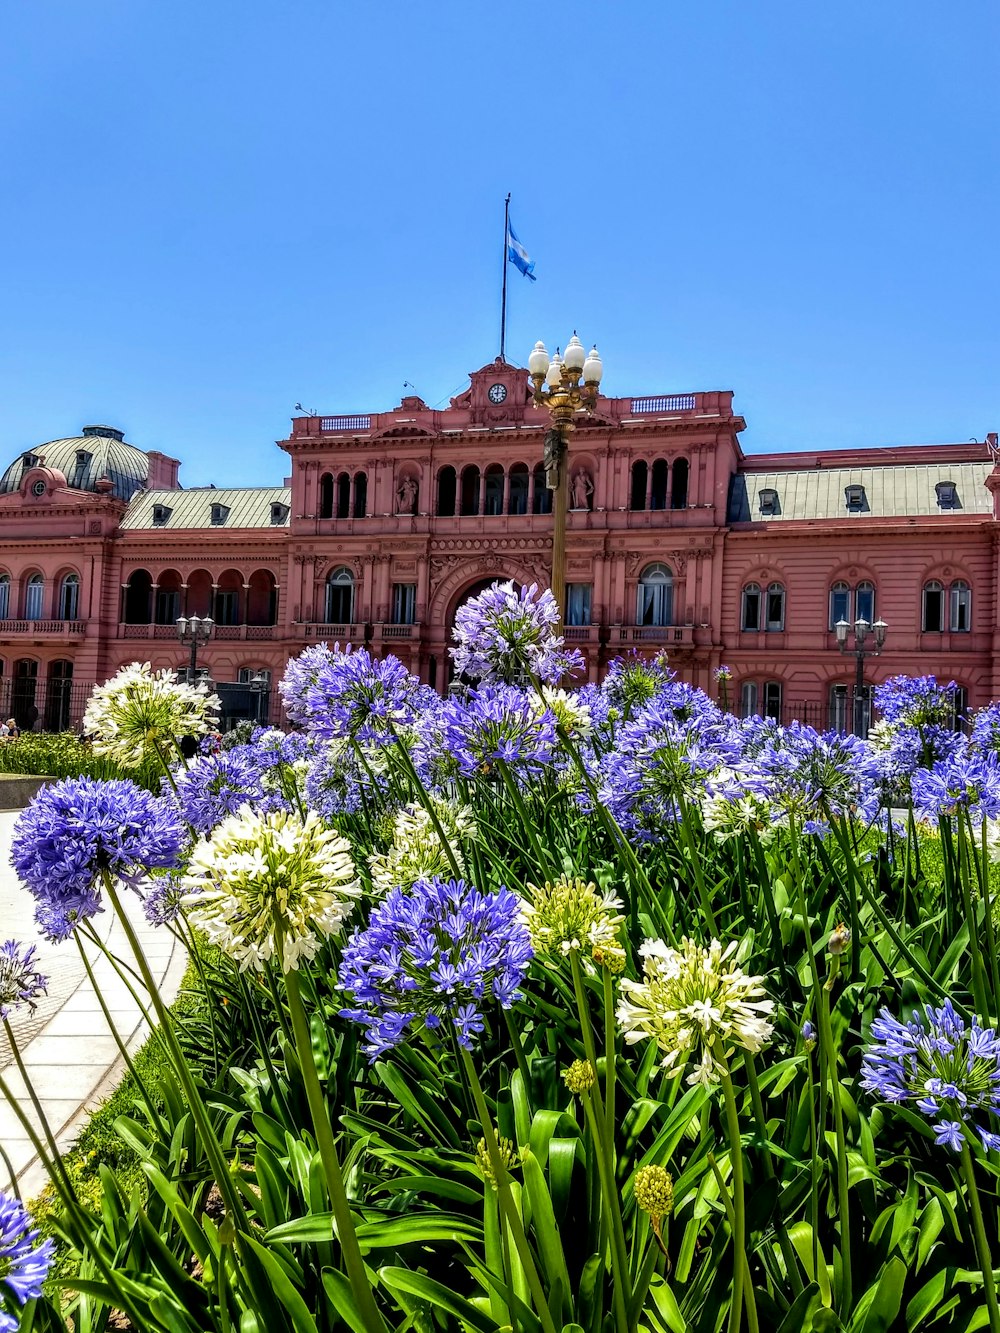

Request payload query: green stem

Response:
[281,959,388,1333]
[603,965,618,1146]
[460,1046,559,1333]
[744,1053,802,1299]
[718,1059,751,1333]
[960,1141,1000,1333]
[386,720,463,879]
[956,815,991,1018]
[817,981,852,1316]
[1,1023,79,1206]
[73,932,165,1137]
[706,1153,760,1333]
[497,759,555,879]
[580,1091,631,1333]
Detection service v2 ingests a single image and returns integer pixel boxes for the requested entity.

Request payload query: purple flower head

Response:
[874,675,960,728]
[450,580,583,686]
[0,1190,55,1316]
[305,737,391,820]
[0,941,47,1021]
[742,724,867,822]
[278,642,340,727]
[10,778,186,941]
[339,875,533,1059]
[595,685,739,838]
[971,703,1000,758]
[600,651,677,719]
[910,744,1000,823]
[714,665,733,683]
[439,684,556,781]
[168,747,292,834]
[299,645,435,743]
[861,1000,1000,1151]
[141,871,192,927]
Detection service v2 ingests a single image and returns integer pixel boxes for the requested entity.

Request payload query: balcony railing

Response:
[119,623,277,640]
[629,394,696,414]
[615,624,696,648]
[300,622,365,641]
[379,624,418,639]
[0,619,86,635]
[320,415,371,432]
[564,625,596,644]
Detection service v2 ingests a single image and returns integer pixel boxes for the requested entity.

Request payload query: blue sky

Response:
[2,2,997,486]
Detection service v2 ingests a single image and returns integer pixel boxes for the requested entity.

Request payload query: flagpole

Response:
[500,192,510,362]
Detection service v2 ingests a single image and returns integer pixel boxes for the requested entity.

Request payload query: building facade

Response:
[0,358,996,730]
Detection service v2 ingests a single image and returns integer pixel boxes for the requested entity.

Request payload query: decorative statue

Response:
[571,468,594,510]
[395,476,418,514]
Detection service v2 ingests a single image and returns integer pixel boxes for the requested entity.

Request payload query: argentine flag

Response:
[507,221,536,281]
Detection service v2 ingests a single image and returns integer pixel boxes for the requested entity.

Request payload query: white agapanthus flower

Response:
[183,806,359,972]
[83,662,219,767]
[523,876,626,970]
[530,687,592,740]
[701,792,782,843]
[368,798,477,895]
[617,937,774,1086]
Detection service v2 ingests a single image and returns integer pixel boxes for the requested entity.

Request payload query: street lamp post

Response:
[176,614,214,685]
[528,335,603,623]
[835,615,887,736]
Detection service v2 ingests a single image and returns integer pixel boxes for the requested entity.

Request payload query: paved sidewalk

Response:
[0,810,187,1200]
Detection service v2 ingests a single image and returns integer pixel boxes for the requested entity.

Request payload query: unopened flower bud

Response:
[592,942,626,974]
[563,1059,596,1095]
[474,1135,520,1189]
[634,1165,675,1220]
[828,923,852,956]
[801,1020,816,1052]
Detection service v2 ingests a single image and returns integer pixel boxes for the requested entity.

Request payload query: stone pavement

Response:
[0,809,187,1199]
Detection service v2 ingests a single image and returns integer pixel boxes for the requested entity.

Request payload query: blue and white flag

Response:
[507,221,536,281]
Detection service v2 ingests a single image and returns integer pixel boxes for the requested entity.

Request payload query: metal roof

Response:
[728,462,993,522]
[0,432,149,502]
[121,487,291,530]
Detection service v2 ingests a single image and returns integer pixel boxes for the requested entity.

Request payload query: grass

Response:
[0,734,160,788]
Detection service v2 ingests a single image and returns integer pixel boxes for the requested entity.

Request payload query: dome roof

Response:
[0,425,148,502]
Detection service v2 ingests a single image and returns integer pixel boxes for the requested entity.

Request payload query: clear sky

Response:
[2,1,997,487]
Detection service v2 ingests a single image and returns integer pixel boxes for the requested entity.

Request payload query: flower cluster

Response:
[450,580,583,686]
[439,684,556,780]
[368,798,477,895]
[0,1191,55,1331]
[296,645,435,742]
[910,748,1000,823]
[184,807,359,972]
[861,1000,1000,1151]
[617,937,774,1086]
[82,661,219,767]
[339,876,533,1058]
[10,778,186,941]
[170,746,291,834]
[0,941,47,1021]
[522,876,625,969]
[599,651,676,719]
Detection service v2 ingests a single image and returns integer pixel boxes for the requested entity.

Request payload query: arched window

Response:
[629,460,647,511]
[950,580,971,632]
[741,583,761,632]
[532,464,552,514]
[650,459,668,510]
[829,684,850,734]
[353,472,367,519]
[829,581,851,629]
[765,582,785,632]
[670,458,689,509]
[763,680,783,721]
[460,465,480,516]
[59,573,79,621]
[24,575,44,621]
[855,580,875,623]
[324,567,355,624]
[922,580,944,632]
[508,464,529,516]
[336,472,351,519]
[12,659,37,730]
[740,681,758,718]
[0,575,9,621]
[636,563,673,627]
[437,466,457,517]
[155,572,182,625]
[484,464,504,516]
[319,472,334,519]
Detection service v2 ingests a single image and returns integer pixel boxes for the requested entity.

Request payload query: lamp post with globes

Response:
[527,334,603,624]
[835,615,887,736]
[176,614,214,686]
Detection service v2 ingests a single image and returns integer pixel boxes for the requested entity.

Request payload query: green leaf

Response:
[855,1256,907,1333]
[242,1234,319,1333]
[776,1283,822,1333]
[378,1266,499,1332]
[646,1276,687,1333]
[788,1222,833,1308]
[321,1268,375,1333]
[522,1149,571,1323]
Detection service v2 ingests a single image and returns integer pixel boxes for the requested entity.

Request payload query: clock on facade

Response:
[487,383,508,404]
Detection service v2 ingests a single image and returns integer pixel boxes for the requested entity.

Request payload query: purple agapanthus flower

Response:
[298,645,435,743]
[277,642,340,727]
[168,747,291,834]
[910,744,1000,823]
[10,778,186,941]
[439,684,556,780]
[304,737,392,820]
[861,1000,1000,1152]
[742,724,867,822]
[874,675,961,728]
[0,941,47,1021]
[599,651,676,719]
[0,1190,55,1323]
[971,703,1000,758]
[339,876,533,1059]
[450,580,583,686]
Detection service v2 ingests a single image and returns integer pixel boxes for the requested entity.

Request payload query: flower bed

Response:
[2,593,1000,1332]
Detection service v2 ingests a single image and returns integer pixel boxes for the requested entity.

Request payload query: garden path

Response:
[0,810,187,1199]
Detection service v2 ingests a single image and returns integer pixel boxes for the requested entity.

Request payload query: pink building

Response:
[0,361,995,729]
